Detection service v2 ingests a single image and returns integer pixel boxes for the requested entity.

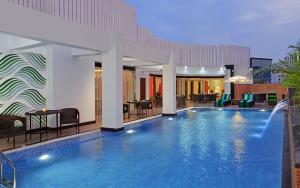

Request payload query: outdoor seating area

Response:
[0,108,80,150]
[191,94,217,103]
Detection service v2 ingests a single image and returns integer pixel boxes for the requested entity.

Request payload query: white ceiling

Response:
[0,32,42,53]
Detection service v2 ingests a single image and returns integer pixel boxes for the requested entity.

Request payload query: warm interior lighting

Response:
[42,108,47,112]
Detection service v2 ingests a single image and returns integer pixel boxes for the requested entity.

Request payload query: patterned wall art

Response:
[0,52,46,128]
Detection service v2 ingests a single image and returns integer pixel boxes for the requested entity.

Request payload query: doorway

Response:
[140,78,146,100]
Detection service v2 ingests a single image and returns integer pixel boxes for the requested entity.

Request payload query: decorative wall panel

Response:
[0,52,46,119]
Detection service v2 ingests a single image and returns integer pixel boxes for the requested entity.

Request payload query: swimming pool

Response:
[5,108,284,188]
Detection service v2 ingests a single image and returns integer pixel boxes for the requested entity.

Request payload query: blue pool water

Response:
[6,108,284,188]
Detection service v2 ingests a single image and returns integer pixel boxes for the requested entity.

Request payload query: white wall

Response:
[47,45,95,127]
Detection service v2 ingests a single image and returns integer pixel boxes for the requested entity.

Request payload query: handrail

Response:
[0,152,16,188]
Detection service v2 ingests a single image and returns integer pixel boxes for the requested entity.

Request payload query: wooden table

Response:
[127,101,141,118]
[25,110,61,142]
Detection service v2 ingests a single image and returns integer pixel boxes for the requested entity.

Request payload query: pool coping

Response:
[3,106,273,155]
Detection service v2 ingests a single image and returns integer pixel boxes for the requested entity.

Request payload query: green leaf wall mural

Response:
[0,52,47,128]
[0,78,28,100]
[0,54,26,76]
[15,67,46,89]
[20,52,46,71]
[17,89,46,109]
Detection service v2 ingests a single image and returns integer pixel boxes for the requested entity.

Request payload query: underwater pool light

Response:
[39,154,50,161]
[260,109,266,112]
[126,129,135,134]
[168,117,173,120]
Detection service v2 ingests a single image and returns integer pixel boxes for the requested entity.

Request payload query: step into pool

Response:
[6,108,284,188]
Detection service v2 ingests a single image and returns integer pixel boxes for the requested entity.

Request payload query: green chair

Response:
[239,93,255,108]
[268,93,277,106]
[214,94,231,107]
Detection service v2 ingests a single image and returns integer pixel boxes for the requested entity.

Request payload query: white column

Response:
[163,53,177,115]
[46,45,95,127]
[224,69,231,95]
[135,68,141,101]
[145,73,150,100]
[101,45,124,131]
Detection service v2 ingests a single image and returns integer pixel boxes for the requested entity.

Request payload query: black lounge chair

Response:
[140,101,153,117]
[155,96,162,107]
[177,96,186,107]
[60,108,80,134]
[123,104,129,120]
[0,115,27,148]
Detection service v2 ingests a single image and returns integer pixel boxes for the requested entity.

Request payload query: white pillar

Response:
[224,69,231,95]
[46,45,95,127]
[145,73,150,100]
[101,45,123,131]
[135,69,141,101]
[163,53,177,115]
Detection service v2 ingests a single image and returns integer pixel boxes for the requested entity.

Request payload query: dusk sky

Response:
[125,0,300,61]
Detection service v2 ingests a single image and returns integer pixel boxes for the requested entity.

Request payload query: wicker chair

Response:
[177,96,186,107]
[155,96,162,107]
[123,104,129,120]
[0,115,27,148]
[60,108,80,134]
[140,101,153,117]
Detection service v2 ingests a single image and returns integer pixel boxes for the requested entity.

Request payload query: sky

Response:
[125,0,300,61]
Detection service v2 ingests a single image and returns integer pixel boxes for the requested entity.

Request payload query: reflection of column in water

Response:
[233,138,245,168]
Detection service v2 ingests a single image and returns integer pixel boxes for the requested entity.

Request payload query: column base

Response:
[101,127,124,132]
[162,113,177,116]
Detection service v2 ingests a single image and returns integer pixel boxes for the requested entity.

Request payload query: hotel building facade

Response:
[0,0,251,131]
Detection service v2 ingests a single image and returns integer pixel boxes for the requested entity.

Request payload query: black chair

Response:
[123,104,129,120]
[140,101,153,117]
[0,115,27,148]
[177,96,186,107]
[60,108,80,134]
[155,96,162,107]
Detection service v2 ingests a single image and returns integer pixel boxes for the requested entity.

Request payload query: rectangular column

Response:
[135,69,141,101]
[224,69,231,95]
[101,46,124,131]
[162,53,177,115]
[145,73,150,100]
